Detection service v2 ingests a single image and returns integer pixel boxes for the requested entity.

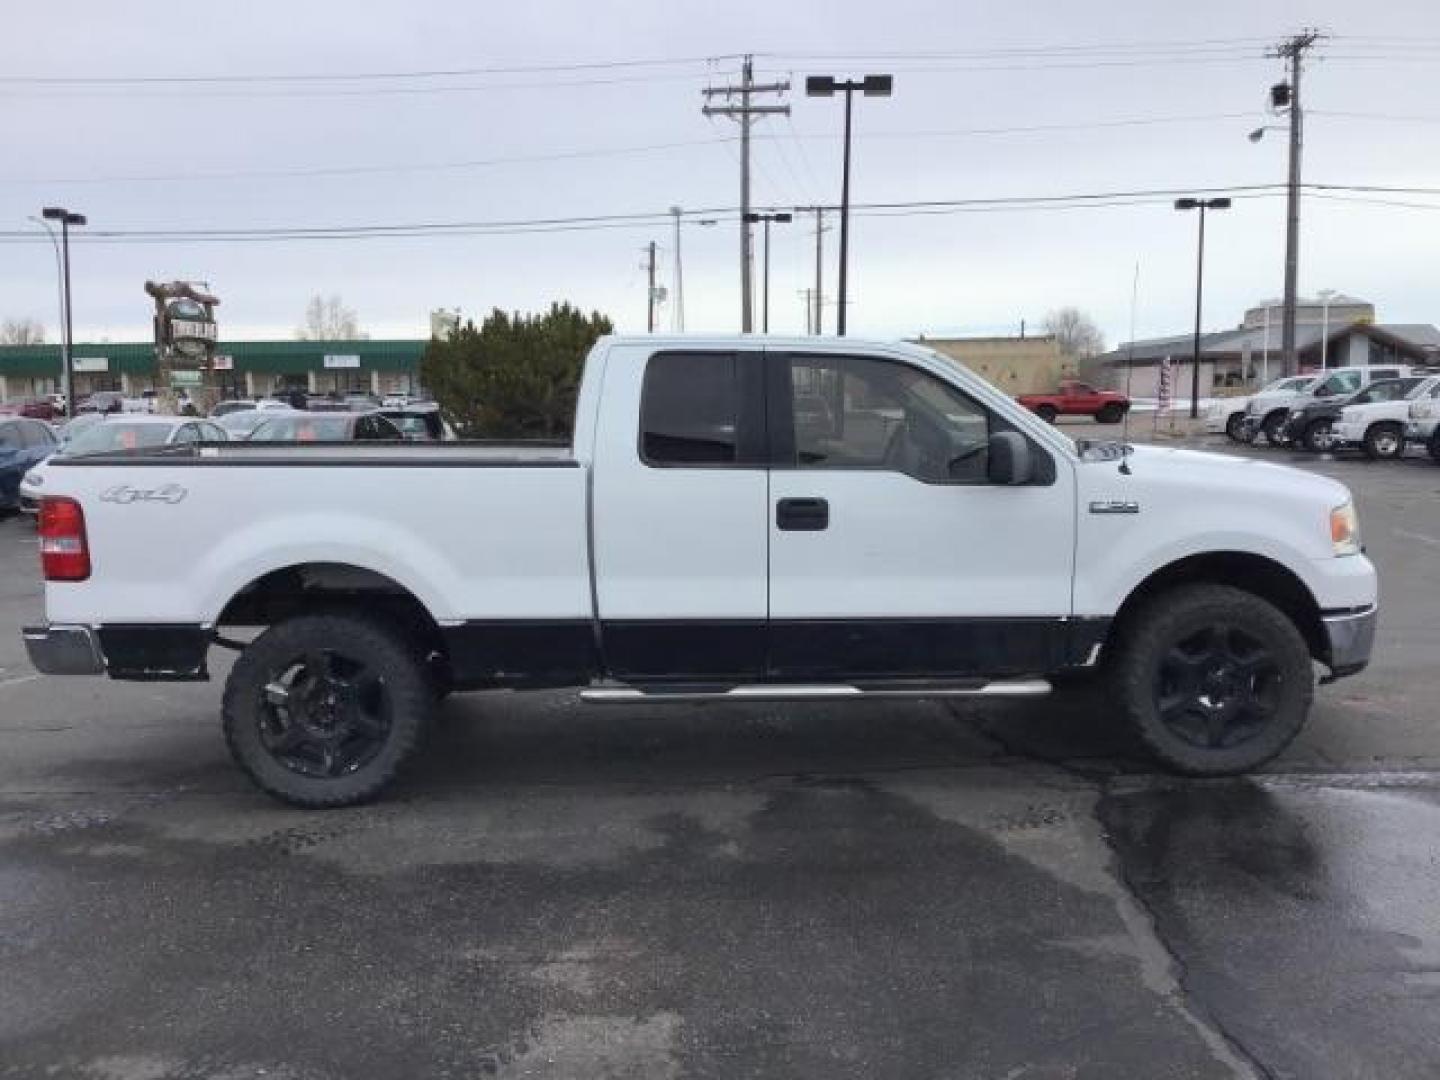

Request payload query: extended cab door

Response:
[590,347,770,681]
[766,349,1078,680]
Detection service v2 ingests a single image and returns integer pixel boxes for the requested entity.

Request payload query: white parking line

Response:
[0,673,42,689]
[1395,528,1440,549]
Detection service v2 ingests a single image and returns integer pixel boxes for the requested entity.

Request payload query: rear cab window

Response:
[639,352,764,466]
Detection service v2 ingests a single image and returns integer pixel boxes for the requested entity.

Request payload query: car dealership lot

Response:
[2,443,1438,1078]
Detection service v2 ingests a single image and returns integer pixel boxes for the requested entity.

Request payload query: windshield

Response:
[218,409,290,436]
[1263,376,1317,394]
[250,414,353,441]
[64,422,176,455]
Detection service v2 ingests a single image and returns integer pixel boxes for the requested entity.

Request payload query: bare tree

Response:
[1,317,46,345]
[1042,307,1105,360]
[296,295,365,341]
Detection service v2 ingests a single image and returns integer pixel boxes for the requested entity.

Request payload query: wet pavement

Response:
[1,441,1438,1078]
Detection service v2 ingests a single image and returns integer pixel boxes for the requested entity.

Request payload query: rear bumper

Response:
[22,624,106,675]
[21,623,210,680]
[1322,605,1377,681]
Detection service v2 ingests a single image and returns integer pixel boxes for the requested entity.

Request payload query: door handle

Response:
[776,497,829,531]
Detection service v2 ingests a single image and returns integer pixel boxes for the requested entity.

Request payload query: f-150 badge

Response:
[1088,499,1140,514]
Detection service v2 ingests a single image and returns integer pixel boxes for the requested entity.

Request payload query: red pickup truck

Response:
[1017,381,1130,424]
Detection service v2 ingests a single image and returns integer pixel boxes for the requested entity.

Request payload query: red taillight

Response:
[38,497,91,581]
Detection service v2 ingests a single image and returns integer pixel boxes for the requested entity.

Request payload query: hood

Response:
[1110,443,1351,505]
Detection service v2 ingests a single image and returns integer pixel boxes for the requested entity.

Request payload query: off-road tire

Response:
[1262,410,1291,447]
[1109,584,1314,776]
[1035,404,1059,424]
[1096,403,1127,424]
[1301,419,1333,454]
[1362,422,1404,461]
[1225,413,1247,441]
[223,613,432,807]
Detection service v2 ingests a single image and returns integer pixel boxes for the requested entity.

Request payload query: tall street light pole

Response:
[28,216,67,402]
[806,74,892,336]
[1174,197,1231,419]
[744,212,792,333]
[41,207,86,417]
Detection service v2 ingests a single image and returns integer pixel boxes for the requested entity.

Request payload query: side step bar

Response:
[580,679,1051,704]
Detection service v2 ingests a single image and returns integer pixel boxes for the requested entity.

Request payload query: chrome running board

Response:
[580,679,1051,704]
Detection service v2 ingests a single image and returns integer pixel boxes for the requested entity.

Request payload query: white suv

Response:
[1404,380,1440,461]
[1245,365,1413,446]
[1206,375,1315,440]
[1332,376,1439,459]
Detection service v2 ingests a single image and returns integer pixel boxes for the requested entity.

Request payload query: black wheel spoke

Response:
[255,648,393,780]
[1153,622,1285,752]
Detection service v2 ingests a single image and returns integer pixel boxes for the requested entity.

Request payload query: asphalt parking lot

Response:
[2,441,1439,1079]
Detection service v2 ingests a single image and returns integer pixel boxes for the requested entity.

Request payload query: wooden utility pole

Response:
[1268,30,1324,376]
[702,56,789,332]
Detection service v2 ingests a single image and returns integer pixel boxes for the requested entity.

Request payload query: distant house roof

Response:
[1101,320,1440,367]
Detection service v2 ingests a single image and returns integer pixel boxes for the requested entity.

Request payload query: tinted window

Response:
[641,352,740,465]
[787,354,992,484]
[1314,371,1362,397]
[173,424,201,444]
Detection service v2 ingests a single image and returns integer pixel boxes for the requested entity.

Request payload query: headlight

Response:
[1331,501,1361,556]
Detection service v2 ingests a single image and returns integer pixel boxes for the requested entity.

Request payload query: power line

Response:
[5,181,1437,246]
[0,55,744,85]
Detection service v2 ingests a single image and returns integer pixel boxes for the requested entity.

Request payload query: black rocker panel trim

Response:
[98,624,211,681]
[441,620,596,690]
[600,620,768,682]
[767,618,1092,680]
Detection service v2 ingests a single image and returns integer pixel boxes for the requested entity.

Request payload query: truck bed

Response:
[41,441,592,630]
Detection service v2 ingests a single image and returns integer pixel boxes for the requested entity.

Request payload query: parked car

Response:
[216,407,299,440]
[22,335,1376,807]
[1205,376,1316,440]
[1282,376,1428,453]
[211,399,258,418]
[379,405,445,441]
[1017,381,1130,424]
[1403,383,1440,462]
[78,391,126,415]
[1331,376,1440,459]
[1243,364,1416,446]
[0,417,59,513]
[0,396,59,422]
[61,415,229,456]
[247,411,404,442]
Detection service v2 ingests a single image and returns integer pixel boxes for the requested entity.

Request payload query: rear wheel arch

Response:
[216,562,448,677]
[1108,551,1328,664]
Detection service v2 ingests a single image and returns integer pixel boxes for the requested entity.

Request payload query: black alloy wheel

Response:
[223,613,432,806]
[257,650,392,779]
[1154,625,1282,751]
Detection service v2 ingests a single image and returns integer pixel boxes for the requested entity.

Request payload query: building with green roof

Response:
[0,339,427,402]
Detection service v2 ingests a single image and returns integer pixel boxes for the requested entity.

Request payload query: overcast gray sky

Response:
[3,0,1438,348]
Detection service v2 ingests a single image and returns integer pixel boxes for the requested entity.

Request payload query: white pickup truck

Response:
[23,336,1377,806]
